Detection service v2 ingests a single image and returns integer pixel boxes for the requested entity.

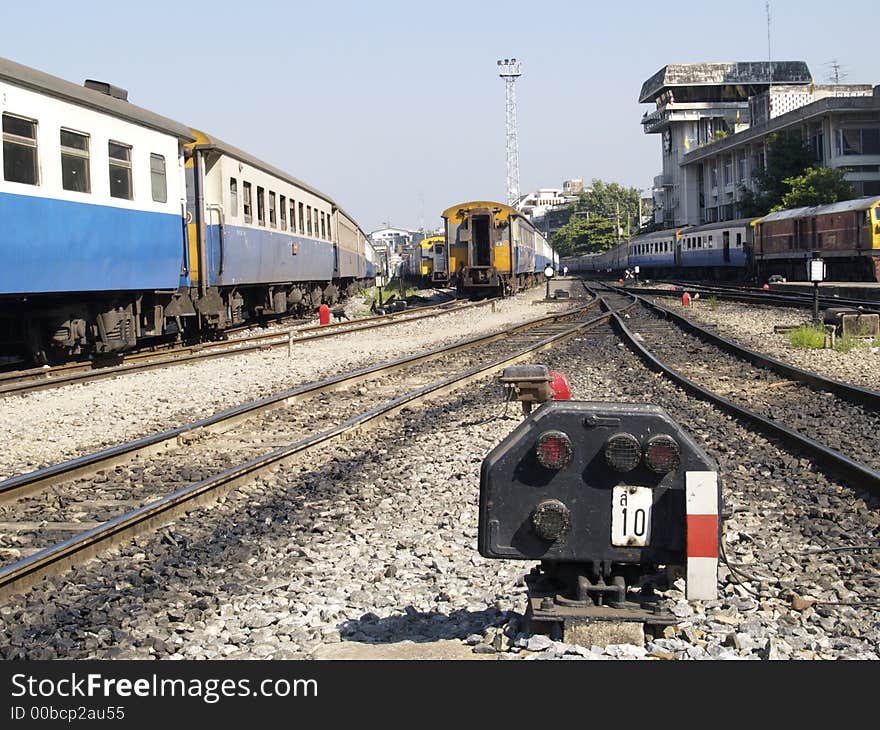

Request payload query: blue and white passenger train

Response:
[0,56,374,361]
[566,218,754,281]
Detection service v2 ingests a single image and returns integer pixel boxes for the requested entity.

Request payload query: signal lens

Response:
[604,432,641,472]
[644,434,680,473]
[536,430,573,470]
[531,499,571,542]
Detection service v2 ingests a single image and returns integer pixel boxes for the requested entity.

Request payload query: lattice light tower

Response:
[497,58,522,206]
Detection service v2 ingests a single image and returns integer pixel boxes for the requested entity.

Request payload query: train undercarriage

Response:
[1,277,374,365]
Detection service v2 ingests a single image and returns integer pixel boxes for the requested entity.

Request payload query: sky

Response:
[2,0,877,233]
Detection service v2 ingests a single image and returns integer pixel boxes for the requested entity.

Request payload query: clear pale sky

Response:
[3,0,876,233]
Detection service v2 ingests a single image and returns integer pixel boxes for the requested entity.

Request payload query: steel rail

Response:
[0,297,498,397]
[622,284,880,314]
[0,299,631,601]
[0,296,597,503]
[626,291,880,409]
[608,304,880,496]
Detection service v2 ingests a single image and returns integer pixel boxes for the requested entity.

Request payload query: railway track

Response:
[0,283,627,600]
[622,279,880,315]
[0,296,491,398]
[588,283,880,495]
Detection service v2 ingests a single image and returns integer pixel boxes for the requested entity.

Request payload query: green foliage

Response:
[552,215,616,257]
[833,333,863,353]
[740,132,816,216]
[786,325,826,349]
[550,178,641,257]
[776,167,855,210]
[709,295,718,311]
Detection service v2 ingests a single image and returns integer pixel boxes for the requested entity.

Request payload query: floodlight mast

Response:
[497,58,522,206]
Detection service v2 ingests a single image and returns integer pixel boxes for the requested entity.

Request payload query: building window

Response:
[230,178,238,217]
[243,182,252,223]
[3,113,39,185]
[150,153,166,203]
[257,186,265,226]
[108,141,133,199]
[269,191,277,227]
[723,156,733,185]
[298,202,304,234]
[838,128,880,156]
[280,194,287,230]
[60,129,90,193]
[738,155,747,182]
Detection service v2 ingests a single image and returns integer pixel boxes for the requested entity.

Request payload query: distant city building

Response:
[515,181,587,237]
[640,61,880,226]
[368,227,412,255]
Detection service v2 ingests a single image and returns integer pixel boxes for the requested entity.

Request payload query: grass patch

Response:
[709,295,718,311]
[786,325,826,349]
[833,333,878,353]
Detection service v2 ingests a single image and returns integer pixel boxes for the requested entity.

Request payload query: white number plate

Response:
[611,486,652,547]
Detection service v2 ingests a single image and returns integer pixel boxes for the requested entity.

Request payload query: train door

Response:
[675,238,682,266]
[722,230,730,262]
[433,242,447,279]
[472,215,492,266]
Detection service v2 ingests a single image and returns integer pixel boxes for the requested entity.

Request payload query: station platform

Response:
[770,281,880,302]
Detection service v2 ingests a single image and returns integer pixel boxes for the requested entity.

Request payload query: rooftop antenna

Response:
[825,59,847,84]
[497,58,522,206]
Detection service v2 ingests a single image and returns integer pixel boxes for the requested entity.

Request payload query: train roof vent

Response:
[83,79,129,101]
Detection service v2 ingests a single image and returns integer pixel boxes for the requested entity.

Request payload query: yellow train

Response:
[440,200,557,296]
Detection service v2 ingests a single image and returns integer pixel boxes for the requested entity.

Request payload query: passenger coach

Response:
[441,200,555,296]
[0,56,194,360]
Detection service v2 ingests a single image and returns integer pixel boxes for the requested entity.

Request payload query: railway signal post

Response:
[808,253,826,325]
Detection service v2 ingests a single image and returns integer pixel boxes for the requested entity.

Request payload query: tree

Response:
[776,167,855,210]
[740,132,816,215]
[551,214,616,256]
[549,178,641,255]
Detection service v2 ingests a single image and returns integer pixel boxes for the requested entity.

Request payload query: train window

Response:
[257,186,265,226]
[150,154,167,203]
[289,201,296,233]
[3,113,39,185]
[736,232,742,247]
[326,214,332,241]
[60,129,90,193]
[307,206,313,236]
[320,212,326,240]
[298,202,305,234]
[280,195,287,231]
[229,178,238,218]
[269,191,277,227]
[243,182,252,223]
[108,141,133,200]
[708,235,713,248]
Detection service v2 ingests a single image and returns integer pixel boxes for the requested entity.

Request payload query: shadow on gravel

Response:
[337,606,514,644]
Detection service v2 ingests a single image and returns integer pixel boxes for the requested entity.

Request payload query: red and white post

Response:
[685,471,719,601]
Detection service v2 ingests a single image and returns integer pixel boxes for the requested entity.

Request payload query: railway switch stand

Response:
[478,400,721,639]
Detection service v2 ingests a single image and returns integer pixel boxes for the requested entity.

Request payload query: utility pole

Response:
[615,202,620,243]
[497,58,522,206]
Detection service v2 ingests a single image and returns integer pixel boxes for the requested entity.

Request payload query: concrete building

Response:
[640,61,880,225]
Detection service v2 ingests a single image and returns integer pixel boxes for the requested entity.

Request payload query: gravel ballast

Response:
[1,299,877,661]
